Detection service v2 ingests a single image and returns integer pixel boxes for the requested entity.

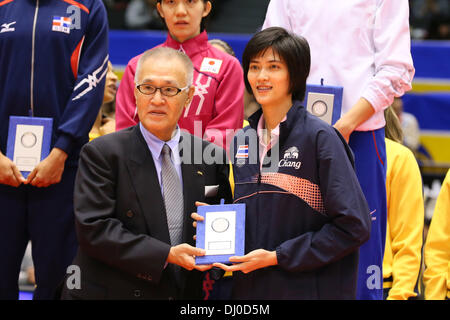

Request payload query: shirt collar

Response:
[257,114,287,147]
[164,30,209,56]
[139,123,181,159]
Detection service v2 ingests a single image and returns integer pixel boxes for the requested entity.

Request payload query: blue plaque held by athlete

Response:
[302,80,343,125]
[196,199,245,265]
[6,116,53,178]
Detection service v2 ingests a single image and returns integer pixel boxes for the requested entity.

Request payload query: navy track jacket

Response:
[0,0,108,166]
[230,102,371,299]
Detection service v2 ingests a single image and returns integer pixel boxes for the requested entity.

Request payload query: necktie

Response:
[161,144,184,246]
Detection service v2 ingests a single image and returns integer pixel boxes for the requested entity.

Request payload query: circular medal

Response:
[21,132,37,148]
[211,217,229,233]
[311,100,328,117]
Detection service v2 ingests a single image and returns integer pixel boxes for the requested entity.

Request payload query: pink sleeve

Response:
[361,0,415,113]
[204,57,244,151]
[115,59,139,131]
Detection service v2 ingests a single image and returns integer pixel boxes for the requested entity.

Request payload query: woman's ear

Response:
[203,1,212,18]
[156,2,165,18]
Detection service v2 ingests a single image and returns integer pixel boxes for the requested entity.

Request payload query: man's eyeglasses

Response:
[136,84,190,97]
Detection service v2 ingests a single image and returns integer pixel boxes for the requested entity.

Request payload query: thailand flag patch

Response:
[52,16,71,34]
[236,145,249,159]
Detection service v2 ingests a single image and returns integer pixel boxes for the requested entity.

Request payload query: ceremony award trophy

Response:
[195,199,245,264]
[302,79,343,125]
[6,116,53,178]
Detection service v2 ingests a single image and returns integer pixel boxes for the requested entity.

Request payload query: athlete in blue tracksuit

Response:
[210,27,372,299]
[229,103,372,299]
[0,0,108,299]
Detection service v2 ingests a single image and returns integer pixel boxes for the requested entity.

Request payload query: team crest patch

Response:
[52,16,71,34]
[200,57,223,74]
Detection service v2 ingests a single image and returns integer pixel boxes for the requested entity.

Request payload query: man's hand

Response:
[167,243,212,272]
[0,152,25,187]
[25,148,68,188]
[213,249,278,274]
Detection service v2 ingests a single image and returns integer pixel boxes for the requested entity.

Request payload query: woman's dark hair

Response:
[242,27,311,102]
[157,0,212,33]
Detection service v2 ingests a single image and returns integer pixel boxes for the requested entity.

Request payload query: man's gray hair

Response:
[134,47,194,86]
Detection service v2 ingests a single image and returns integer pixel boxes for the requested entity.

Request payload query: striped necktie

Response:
[161,144,184,245]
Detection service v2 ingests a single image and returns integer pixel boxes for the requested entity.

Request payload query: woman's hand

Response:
[0,152,25,187]
[213,249,278,274]
[25,148,67,187]
[333,97,375,143]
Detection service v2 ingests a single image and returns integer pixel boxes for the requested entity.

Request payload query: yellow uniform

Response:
[383,138,424,299]
[423,169,450,300]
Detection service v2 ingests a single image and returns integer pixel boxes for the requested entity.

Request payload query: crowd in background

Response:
[101,0,450,40]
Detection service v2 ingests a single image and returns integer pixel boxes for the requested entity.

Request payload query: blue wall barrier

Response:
[109,30,251,67]
[403,93,450,131]
[411,41,450,80]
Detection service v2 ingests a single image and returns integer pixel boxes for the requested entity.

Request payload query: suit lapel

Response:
[126,126,171,244]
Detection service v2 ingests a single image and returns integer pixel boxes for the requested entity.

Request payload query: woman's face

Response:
[157,0,211,43]
[104,61,118,104]
[247,47,291,109]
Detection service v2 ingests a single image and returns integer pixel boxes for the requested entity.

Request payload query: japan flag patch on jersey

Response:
[200,57,223,74]
[52,16,72,34]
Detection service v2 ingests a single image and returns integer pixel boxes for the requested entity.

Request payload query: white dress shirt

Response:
[257,114,286,170]
[263,0,415,131]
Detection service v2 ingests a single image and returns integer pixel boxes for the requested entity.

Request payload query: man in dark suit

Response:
[61,47,232,300]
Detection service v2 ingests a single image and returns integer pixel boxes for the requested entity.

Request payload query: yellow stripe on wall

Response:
[411,80,450,93]
[420,134,450,163]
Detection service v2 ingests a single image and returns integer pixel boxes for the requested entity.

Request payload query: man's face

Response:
[134,56,194,141]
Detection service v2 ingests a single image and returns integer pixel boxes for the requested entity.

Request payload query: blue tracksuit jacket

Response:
[230,102,371,299]
[0,0,108,166]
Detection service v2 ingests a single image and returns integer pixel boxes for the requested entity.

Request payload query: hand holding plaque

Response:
[6,116,53,179]
[195,199,245,265]
[0,152,25,187]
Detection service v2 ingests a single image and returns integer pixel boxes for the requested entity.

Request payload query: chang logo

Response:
[279,146,302,169]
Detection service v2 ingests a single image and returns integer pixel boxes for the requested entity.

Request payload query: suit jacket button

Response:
[134,290,141,297]
[126,210,134,218]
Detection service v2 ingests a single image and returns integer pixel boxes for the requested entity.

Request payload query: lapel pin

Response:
[197,171,203,176]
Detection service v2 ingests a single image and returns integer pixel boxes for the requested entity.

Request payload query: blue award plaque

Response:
[195,200,245,265]
[302,81,343,125]
[6,116,53,178]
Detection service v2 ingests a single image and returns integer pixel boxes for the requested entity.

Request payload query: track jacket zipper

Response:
[30,0,40,117]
